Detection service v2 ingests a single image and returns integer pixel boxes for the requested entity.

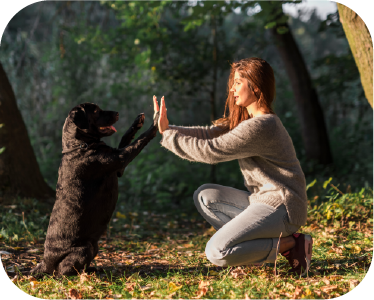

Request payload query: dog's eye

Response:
[94,110,98,113]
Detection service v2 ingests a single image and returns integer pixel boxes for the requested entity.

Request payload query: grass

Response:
[0,184,373,299]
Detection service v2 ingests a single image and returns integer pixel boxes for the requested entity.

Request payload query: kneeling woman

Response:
[154,57,312,275]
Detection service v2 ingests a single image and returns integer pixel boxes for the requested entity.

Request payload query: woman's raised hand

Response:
[153,95,169,134]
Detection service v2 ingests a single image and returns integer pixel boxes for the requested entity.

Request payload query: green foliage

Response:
[0,1,372,203]
[308,182,373,226]
[0,199,50,243]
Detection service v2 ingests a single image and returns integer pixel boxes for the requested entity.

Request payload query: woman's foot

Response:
[281,233,313,276]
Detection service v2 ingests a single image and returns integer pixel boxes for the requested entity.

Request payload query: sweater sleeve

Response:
[161,118,275,164]
[168,125,225,139]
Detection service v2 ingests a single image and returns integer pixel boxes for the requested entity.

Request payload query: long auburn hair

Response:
[213,57,276,132]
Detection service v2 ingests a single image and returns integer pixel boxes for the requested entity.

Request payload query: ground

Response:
[0,186,372,299]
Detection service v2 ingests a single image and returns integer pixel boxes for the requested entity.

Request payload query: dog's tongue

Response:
[110,125,117,132]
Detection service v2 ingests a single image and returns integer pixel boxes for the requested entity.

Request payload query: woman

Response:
[153,57,312,275]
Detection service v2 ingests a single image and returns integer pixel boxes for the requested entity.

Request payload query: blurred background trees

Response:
[0,1,372,213]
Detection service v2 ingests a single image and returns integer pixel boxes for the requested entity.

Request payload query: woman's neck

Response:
[246,101,268,118]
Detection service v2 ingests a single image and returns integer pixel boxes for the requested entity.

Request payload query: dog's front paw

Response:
[133,113,145,129]
[153,111,160,127]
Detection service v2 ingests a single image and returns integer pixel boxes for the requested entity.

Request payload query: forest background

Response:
[0,0,372,214]
[0,1,373,299]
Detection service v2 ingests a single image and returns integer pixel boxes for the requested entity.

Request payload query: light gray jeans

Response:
[193,184,300,267]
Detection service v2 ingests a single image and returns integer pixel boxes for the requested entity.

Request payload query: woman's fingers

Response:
[161,96,167,116]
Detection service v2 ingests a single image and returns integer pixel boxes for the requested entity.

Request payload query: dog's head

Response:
[62,103,119,148]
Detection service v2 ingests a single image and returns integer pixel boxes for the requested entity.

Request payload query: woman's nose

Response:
[230,85,235,92]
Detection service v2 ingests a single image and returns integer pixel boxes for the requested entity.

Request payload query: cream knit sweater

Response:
[160,114,308,226]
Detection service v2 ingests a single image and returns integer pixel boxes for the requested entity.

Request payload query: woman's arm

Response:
[153,96,224,139]
[168,124,226,139]
[160,118,275,164]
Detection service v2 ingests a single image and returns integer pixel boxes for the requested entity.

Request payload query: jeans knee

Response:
[193,184,210,208]
[204,238,228,267]
[193,184,217,208]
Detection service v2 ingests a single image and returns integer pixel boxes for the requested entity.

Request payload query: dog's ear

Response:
[69,107,89,130]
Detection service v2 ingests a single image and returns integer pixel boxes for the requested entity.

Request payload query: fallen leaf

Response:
[198,281,210,289]
[27,249,40,253]
[68,288,83,299]
[329,275,343,280]
[230,266,247,278]
[183,244,194,248]
[79,271,91,284]
[209,270,219,276]
[192,281,210,299]
[293,286,302,299]
[112,295,122,299]
[349,279,360,289]
[322,278,330,285]
[244,293,251,299]
[125,282,137,292]
[321,285,338,293]
[329,246,343,254]
[286,282,295,290]
[350,245,361,254]
[169,282,183,292]
[116,212,126,219]
[140,284,152,291]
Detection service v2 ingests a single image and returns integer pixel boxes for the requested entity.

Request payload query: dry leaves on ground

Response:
[293,286,303,299]
[321,285,338,293]
[230,266,247,278]
[192,280,210,299]
[79,271,92,284]
[349,279,360,289]
[125,282,137,292]
[68,288,83,299]
[168,282,183,293]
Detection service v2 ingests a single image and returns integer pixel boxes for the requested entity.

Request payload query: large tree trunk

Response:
[337,4,373,108]
[270,22,333,165]
[0,62,55,204]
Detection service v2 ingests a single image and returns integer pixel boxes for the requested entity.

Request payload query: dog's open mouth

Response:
[99,125,117,133]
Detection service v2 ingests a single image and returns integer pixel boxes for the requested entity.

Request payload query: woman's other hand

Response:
[159,96,169,134]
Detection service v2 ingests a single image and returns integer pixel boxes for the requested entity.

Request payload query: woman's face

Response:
[230,71,258,107]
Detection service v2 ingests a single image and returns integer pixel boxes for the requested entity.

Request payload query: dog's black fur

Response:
[30,103,159,276]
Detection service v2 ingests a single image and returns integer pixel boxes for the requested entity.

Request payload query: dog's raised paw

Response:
[134,113,145,128]
[153,111,160,126]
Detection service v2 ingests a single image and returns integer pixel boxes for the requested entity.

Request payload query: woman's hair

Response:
[213,57,276,132]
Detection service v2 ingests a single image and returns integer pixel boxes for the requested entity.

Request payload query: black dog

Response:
[31,103,159,276]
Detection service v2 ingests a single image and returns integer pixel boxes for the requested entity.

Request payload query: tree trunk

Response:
[270,22,333,165]
[0,62,55,204]
[337,3,373,108]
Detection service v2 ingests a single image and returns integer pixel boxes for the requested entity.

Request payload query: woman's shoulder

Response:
[239,114,281,131]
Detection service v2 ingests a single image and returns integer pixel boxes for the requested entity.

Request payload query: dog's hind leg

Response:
[57,243,96,276]
[30,261,48,278]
